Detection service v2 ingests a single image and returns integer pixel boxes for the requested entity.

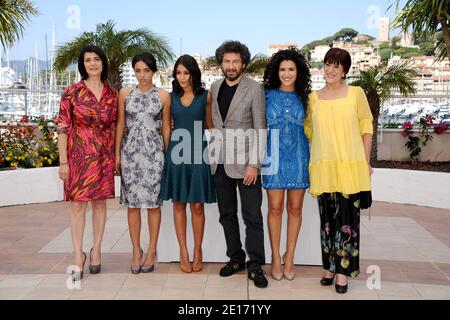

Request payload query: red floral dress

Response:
[57,81,118,202]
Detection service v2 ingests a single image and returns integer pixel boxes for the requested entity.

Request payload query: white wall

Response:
[372,168,450,210]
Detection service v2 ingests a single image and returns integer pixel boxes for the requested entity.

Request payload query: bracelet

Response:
[60,162,69,166]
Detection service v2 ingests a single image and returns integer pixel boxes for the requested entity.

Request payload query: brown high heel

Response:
[192,251,203,273]
[180,249,192,273]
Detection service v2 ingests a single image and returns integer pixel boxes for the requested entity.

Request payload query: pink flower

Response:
[434,123,449,135]
[402,121,413,130]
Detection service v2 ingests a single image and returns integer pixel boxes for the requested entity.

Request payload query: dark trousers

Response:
[214,165,265,271]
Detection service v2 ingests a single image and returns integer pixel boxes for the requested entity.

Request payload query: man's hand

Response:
[243,166,258,186]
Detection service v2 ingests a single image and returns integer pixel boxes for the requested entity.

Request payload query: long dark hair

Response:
[172,54,205,97]
[263,48,311,110]
[78,45,109,83]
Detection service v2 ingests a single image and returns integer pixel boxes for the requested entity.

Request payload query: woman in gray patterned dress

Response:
[115,53,171,274]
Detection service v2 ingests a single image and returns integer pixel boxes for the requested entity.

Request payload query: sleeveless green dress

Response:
[161,91,216,204]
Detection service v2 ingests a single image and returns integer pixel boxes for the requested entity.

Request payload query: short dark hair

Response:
[172,54,205,97]
[263,48,311,111]
[215,40,251,67]
[78,45,109,83]
[324,48,352,76]
[132,52,158,72]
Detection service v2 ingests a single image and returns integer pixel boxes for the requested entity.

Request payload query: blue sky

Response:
[7,0,401,60]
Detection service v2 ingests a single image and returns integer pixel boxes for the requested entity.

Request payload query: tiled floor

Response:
[0,199,450,300]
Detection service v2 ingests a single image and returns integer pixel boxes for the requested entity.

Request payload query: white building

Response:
[310,45,331,62]
[121,61,138,87]
[400,32,415,48]
[333,41,381,75]
[268,43,299,57]
[0,67,15,88]
[311,68,325,90]
[389,55,450,95]
[378,17,390,42]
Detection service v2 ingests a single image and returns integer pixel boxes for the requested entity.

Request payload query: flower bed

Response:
[0,116,59,169]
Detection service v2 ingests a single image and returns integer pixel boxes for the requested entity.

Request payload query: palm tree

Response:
[246,54,269,76]
[351,62,418,163]
[54,20,175,90]
[0,0,39,50]
[202,53,269,76]
[391,0,450,61]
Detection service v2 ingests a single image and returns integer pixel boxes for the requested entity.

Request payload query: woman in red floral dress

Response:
[57,45,117,280]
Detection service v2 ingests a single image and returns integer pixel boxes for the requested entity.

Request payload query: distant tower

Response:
[377,17,390,42]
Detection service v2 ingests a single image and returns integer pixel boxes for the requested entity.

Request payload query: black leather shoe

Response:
[320,275,336,286]
[219,261,245,277]
[248,268,268,289]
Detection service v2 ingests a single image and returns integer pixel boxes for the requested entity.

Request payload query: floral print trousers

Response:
[318,193,361,278]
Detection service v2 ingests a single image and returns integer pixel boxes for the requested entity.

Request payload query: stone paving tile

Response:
[114,287,162,300]
[412,283,450,300]
[0,287,35,300]
[435,263,450,278]
[203,288,248,300]
[1,200,450,300]
[375,281,422,298]
[0,274,46,289]
[404,272,450,286]
[70,287,121,300]
[23,287,74,300]
[10,262,59,275]
[159,288,205,300]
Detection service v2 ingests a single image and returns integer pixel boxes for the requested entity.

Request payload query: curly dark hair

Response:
[215,40,251,67]
[172,54,205,97]
[263,49,311,110]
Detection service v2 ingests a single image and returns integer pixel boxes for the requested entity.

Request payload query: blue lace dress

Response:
[262,89,310,190]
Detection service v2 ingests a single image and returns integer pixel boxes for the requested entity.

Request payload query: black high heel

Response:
[71,252,87,281]
[335,283,349,294]
[89,248,102,274]
[320,274,336,286]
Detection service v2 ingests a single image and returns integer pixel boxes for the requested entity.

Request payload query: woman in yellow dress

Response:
[305,48,373,294]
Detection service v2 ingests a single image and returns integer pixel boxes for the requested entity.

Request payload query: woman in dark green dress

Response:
[161,55,216,273]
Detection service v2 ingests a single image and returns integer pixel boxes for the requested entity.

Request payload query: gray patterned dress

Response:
[120,86,164,208]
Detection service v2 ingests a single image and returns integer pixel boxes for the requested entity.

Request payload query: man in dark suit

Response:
[209,40,268,288]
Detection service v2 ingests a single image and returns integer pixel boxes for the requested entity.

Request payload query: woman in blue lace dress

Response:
[262,49,311,281]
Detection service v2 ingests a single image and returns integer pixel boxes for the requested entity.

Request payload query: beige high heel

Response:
[271,254,283,281]
[282,253,296,281]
